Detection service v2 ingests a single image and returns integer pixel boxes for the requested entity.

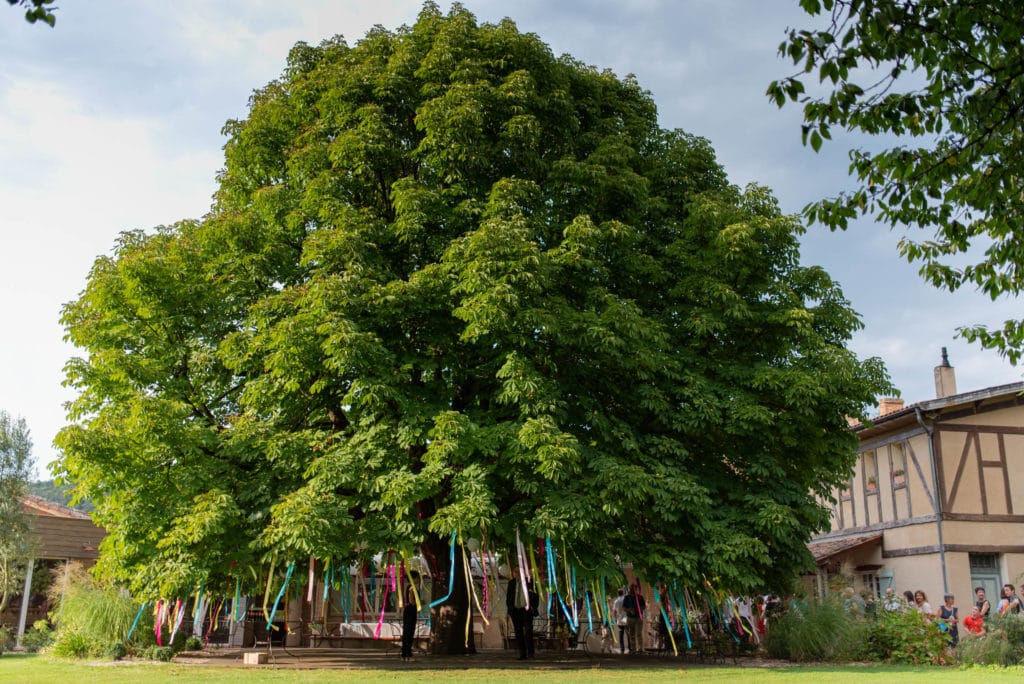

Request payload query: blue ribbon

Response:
[126,600,150,641]
[428,532,458,608]
[267,562,295,631]
[544,538,577,632]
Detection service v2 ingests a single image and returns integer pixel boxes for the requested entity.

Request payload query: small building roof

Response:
[21,494,92,520]
[806,533,882,565]
[21,495,105,561]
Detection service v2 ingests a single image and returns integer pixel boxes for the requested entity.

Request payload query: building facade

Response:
[4,496,105,648]
[808,352,1024,607]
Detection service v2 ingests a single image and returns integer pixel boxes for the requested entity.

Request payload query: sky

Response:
[1,1,1020,478]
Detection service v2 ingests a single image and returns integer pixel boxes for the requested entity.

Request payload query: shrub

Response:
[169,629,190,652]
[47,562,150,658]
[183,635,203,652]
[152,645,175,662]
[50,631,96,659]
[956,614,1024,666]
[0,624,11,655]
[104,641,128,661]
[764,599,869,662]
[867,609,947,664]
[20,620,54,653]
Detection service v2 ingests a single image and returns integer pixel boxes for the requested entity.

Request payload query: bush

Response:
[0,625,11,655]
[956,614,1024,666]
[50,631,96,659]
[169,629,190,652]
[183,635,203,652]
[47,562,151,658]
[104,641,128,661]
[764,599,869,661]
[21,620,54,653]
[867,609,947,664]
[152,645,175,662]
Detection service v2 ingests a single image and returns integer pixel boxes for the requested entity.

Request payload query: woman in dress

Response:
[938,594,958,646]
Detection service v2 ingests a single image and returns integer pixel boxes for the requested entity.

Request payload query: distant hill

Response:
[28,479,94,513]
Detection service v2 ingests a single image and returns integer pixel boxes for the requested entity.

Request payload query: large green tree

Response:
[770,0,1024,361]
[0,410,33,614]
[57,3,888,649]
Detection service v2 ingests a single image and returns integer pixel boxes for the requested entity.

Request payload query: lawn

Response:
[1,654,1023,683]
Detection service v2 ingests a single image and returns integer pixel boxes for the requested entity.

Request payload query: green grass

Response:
[1,654,1023,683]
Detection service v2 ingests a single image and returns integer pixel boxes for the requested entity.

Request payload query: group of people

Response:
[610,583,648,654]
[879,583,1024,647]
[503,572,650,658]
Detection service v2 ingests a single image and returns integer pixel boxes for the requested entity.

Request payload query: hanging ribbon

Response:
[514,528,531,612]
[545,538,577,632]
[308,557,316,603]
[464,542,489,627]
[374,555,394,640]
[428,531,458,608]
[154,600,165,646]
[126,600,150,641]
[401,550,423,612]
[654,583,679,657]
[233,578,245,622]
[168,599,186,646]
[206,598,223,642]
[530,541,547,616]
[585,580,594,634]
[673,582,692,649]
[267,562,296,632]
[262,559,277,629]
[478,529,490,617]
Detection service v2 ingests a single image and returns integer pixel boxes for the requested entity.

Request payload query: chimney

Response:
[878,397,905,416]
[934,347,957,399]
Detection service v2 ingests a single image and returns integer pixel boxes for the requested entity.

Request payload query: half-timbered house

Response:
[808,350,1024,604]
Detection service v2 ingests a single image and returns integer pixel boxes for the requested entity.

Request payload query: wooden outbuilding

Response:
[7,496,105,647]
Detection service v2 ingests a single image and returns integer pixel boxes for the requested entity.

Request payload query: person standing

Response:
[882,587,901,612]
[974,587,991,619]
[506,568,537,660]
[938,594,959,646]
[400,580,419,662]
[623,581,647,655]
[913,590,933,618]
[997,583,1022,615]
[611,588,628,654]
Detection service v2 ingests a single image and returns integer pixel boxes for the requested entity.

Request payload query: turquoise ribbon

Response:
[126,600,150,641]
[428,532,458,608]
[267,562,295,631]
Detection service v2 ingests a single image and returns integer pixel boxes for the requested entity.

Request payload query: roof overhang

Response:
[807,533,882,566]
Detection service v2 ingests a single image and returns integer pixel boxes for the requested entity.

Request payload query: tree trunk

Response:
[426,535,476,655]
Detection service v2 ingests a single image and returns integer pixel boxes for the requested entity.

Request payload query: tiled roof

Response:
[806,533,882,564]
[21,494,92,520]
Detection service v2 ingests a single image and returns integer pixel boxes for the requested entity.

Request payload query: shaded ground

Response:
[173,646,788,672]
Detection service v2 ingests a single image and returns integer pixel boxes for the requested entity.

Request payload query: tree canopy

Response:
[769,0,1024,361]
[0,410,33,613]
[57,3,888,610]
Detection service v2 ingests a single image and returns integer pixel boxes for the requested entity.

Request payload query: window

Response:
[891,443,907,488]
[864,451,878,493]
[861,573,882,601]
